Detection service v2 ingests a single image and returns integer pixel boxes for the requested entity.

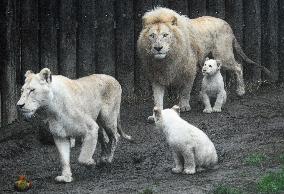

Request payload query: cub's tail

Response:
[117,113,133,142]
[233,37,272,78]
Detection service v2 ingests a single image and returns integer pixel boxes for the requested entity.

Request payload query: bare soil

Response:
[0,83,283,194]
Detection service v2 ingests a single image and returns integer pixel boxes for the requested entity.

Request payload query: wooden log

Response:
[0,0,20,124]
[188,0,206,18]
[279,0,284,82]
[39,0,58,74]
[134,0,152,96]
[77,0,96,77]
[58,0,77,78]
[95,0,116,76]
[115,0,135,96]
[168,0,188,15]
[243,0,262,81]
[21,0,39,81]
[261,0,279,81]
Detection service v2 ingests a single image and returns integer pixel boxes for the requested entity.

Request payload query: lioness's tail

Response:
[117,113,133,142]
[233,37,272,77]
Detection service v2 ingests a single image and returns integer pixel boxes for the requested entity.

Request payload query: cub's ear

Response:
[205,57,210,61]
[171,16,177,26]
[216,60,222,69]
[153,106,161,118]
[39,68,52,83]
[171,105,180,115]
[25,70,33,78]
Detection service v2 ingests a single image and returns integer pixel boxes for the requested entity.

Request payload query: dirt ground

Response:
[0,83,283,194]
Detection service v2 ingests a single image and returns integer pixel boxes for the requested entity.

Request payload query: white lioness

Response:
[200,58,227,113]
[17,68,131,183]
[153,106,218,174]
[137,7,271,120]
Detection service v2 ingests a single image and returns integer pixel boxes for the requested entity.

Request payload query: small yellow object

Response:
[14,175,32,192]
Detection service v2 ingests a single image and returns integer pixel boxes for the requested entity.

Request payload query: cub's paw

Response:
[196,167,205,172]
[212,107,222,113]
[183,168,196,175]
[172,167,183,174]
[203,108,213,113]
[236,88,245,96]
[78,158,95,166]
[55,175,73,183]
[180,105,191,112]
[147,115,155,123]
[99,156,112,164]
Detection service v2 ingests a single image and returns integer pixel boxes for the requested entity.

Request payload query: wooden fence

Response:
[0,0,283,126]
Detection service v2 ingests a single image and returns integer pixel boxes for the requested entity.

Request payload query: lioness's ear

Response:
[216,60,222,69]
[205,57,210,61]
[153,106,161,118]
[171,16,177,26]
[25,70,33,78]
[39,68,52,83]
[171,105,180,115]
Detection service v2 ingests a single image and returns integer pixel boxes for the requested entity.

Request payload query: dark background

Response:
[0,0,283,127]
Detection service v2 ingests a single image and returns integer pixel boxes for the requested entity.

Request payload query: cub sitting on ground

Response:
[153,105,218,174]
[200,58,227,113]
[17,68,131,183]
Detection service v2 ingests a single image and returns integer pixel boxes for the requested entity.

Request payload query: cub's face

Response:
[146,23,174,59]
[202,59,221,76]
[17,68,52,119]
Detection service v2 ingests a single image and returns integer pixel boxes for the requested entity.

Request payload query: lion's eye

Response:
[149,33,155,38]
[30,88,35,93]
[163,33,169,37]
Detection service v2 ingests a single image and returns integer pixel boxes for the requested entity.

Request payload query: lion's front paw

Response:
[183,168,196,175]
[172,167,183,174]
[203,107,213,113]
[212,107,222,113]
[55,175,73,183]
[78,158,95,166]
[147,115,155,123]
[180,105,191,112]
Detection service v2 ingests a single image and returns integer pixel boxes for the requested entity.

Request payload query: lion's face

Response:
[146,23,174,59]
[202,58,221,76]
[17,68,52,119]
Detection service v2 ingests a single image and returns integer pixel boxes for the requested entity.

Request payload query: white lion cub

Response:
[153,106,218,174]
[200,58,227,113]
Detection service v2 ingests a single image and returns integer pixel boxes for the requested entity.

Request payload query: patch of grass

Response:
[257,169,284,193]
[140,188,154,194]
[212,185,243,194]
[245,153,266,166]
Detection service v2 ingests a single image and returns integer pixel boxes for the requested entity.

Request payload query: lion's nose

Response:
[17,103,25,109]
[154,46,163,52]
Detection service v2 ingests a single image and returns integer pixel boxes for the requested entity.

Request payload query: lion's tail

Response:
[117,113,133,142]
[233,37,272,78]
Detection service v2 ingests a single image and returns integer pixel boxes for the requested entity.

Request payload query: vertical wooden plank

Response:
[0,0,19,124]
[115,0,135,96]
[39,0,58,74]
[59,0,77,78]
[188,0,207,18]
[77,0,96,77]
[207,0,225,19]
[134,0,152,95]
[21,0,39,80]
[261,0,279,81]
[95,0,116,76]
[168,0,188,15]
[279,0,284,82]
[243,0,262,81]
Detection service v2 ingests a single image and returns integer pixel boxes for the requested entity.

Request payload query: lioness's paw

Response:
[55,175,73,183]
[203,108,213,113]
[172,167,183,174]
[236,88,245,96]
[180,105,191,112]
[183,168,196,175]
[212,107,222,112]
[78,158,95,166]
[147,115,155,123]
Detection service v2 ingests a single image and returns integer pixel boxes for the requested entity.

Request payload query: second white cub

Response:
[153,106,218,174]
[200,58,227,113]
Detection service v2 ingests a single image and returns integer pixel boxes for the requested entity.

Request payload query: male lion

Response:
[137,7,270,120]
[17,68,131,183]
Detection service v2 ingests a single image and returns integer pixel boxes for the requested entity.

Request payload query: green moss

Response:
[212,185,243,194]
[257,169,284,193]
[245,153,266,166]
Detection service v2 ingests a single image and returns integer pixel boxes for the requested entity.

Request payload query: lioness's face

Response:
[17,68,52,119]
[147,23,173,59]
[202,59,221,76]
